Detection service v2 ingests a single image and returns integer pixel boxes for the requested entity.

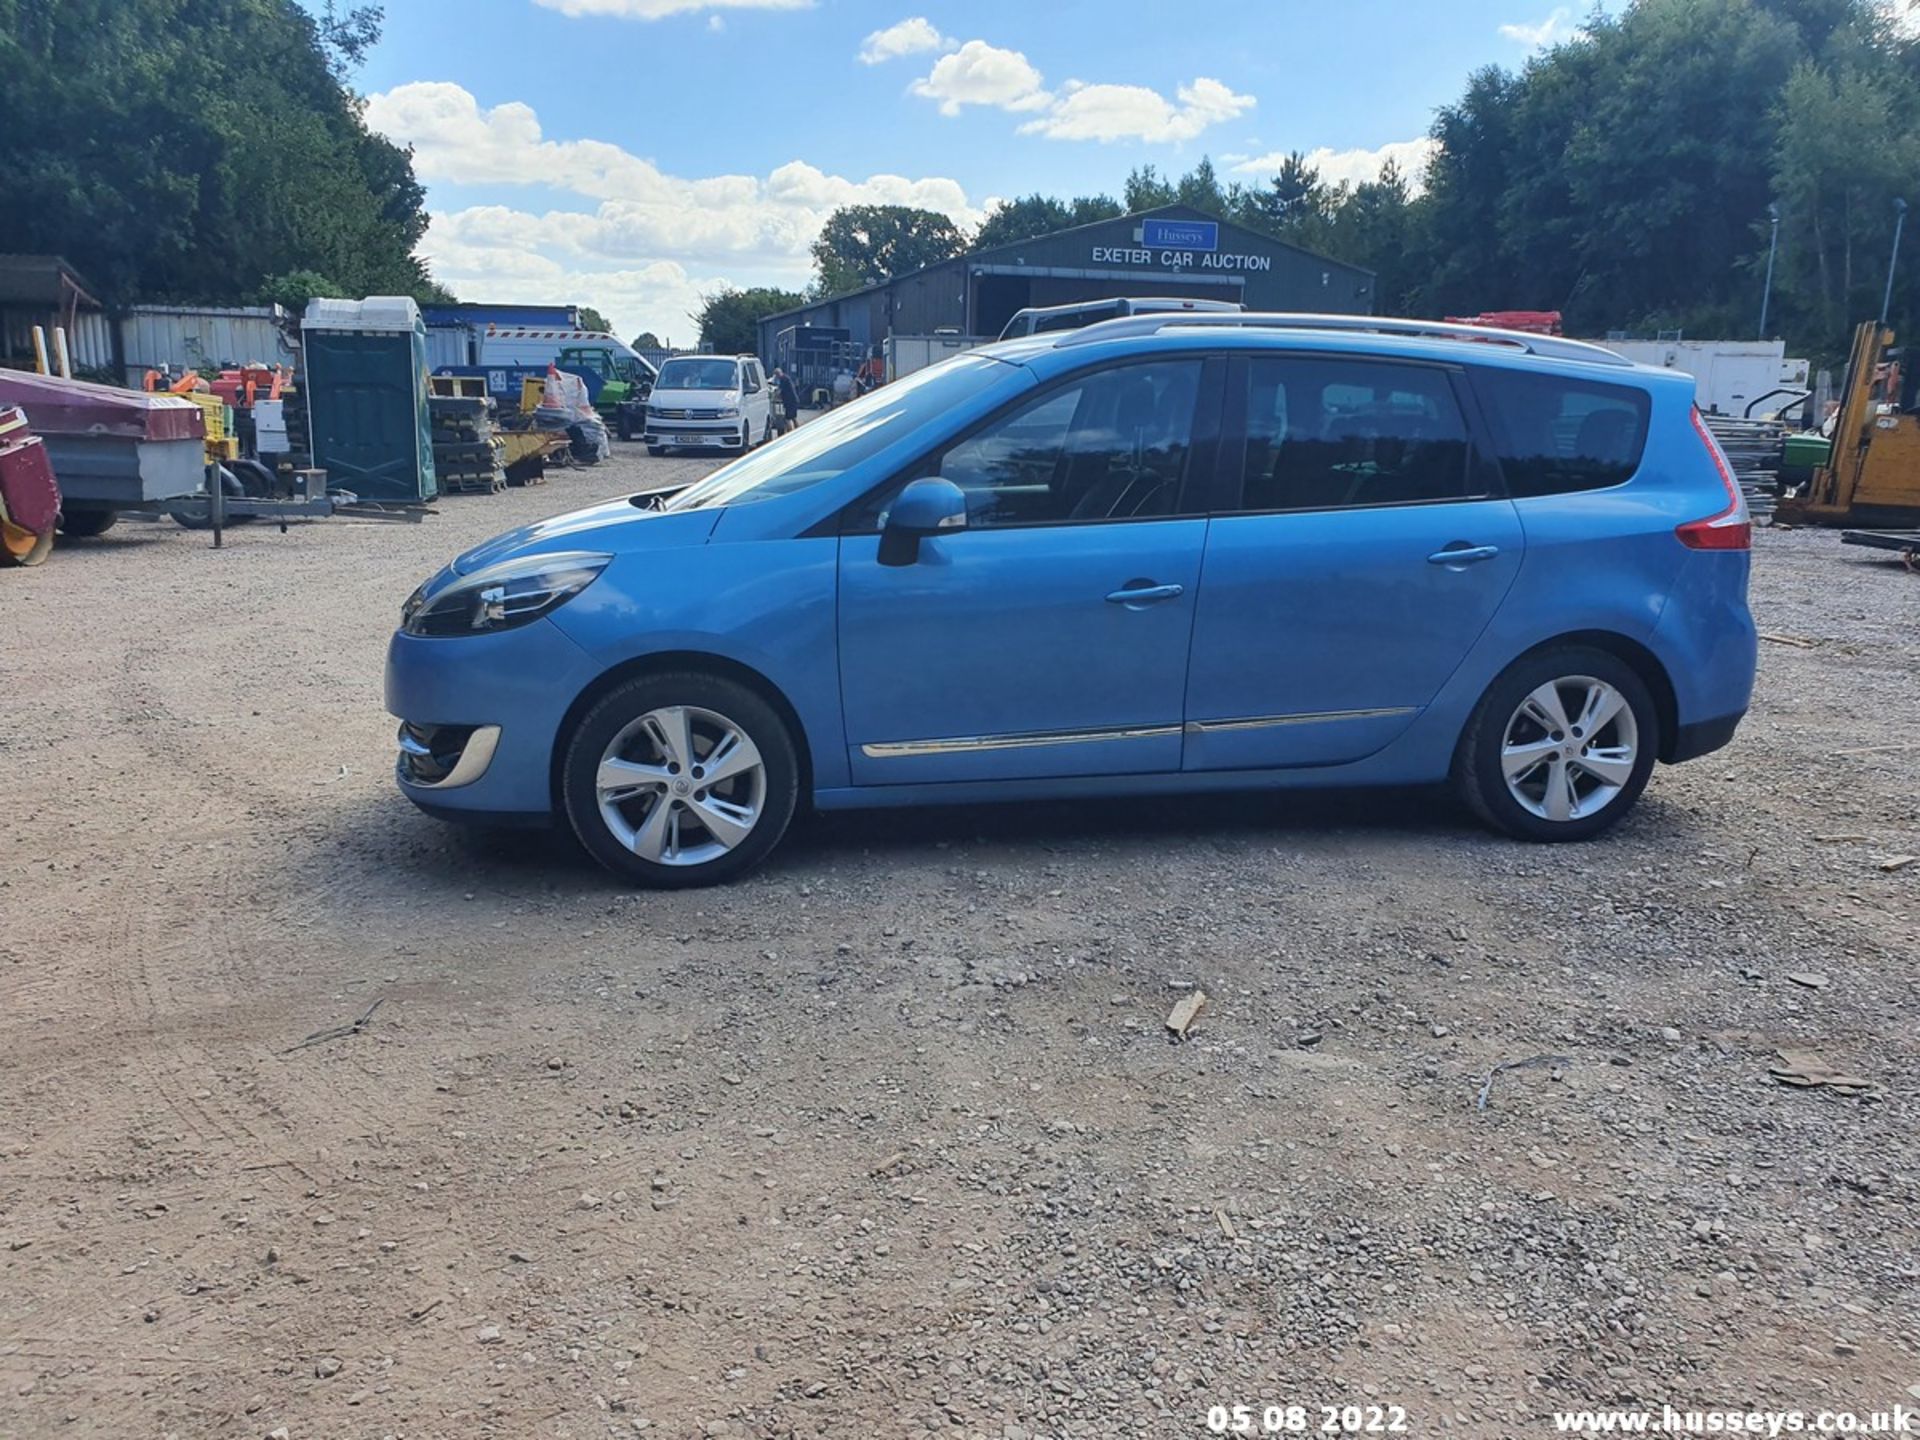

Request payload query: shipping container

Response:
[118,305,296,388]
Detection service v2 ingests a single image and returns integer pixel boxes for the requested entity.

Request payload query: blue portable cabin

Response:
[301,296,437,502]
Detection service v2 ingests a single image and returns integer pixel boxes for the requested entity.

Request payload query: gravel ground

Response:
[2,446,1916,1440]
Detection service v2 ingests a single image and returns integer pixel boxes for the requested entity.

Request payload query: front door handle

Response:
[1428,543,1501,567]
[1106,581,1185,606]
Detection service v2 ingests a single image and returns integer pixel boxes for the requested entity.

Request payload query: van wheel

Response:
[561,671,800,888]
[647,445,666,457]
[740,422,752,451]
[1454,645,1657,842]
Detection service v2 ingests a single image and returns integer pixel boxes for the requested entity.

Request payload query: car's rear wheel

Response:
[561,672,799,887]
[1455,645,1657,842]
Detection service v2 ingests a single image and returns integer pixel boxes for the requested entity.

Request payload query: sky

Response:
[340,0,1616,342]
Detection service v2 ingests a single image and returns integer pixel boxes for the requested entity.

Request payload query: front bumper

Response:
[385,616,600,819]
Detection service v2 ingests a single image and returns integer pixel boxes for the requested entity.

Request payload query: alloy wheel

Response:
[1500,675,1639,823]
[594,705,766,865]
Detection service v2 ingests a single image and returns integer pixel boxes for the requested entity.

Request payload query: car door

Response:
[739,360,769,434]
[838,357,1221,785]
[1182,352,1524,771]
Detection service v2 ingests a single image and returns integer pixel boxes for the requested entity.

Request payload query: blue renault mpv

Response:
[387,314,1756,887]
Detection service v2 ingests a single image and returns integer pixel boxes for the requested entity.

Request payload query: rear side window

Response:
[1232,356,1474,512]
[1473,369,1651,497]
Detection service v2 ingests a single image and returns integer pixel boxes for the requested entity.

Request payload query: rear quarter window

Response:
[1473,368,1651,498]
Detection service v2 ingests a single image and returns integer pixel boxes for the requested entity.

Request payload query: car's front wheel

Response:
[1455,645,1658,842]
[561,672,799,887]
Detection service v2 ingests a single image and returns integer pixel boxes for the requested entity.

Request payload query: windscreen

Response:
[656,358,739,390]
[663,354,1019,512]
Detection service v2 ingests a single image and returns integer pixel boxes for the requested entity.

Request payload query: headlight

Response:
[715,406,740,419]
[401,551,611,637]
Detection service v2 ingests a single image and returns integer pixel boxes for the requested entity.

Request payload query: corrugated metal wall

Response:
[424,327,472,369]
[118,305,296,386]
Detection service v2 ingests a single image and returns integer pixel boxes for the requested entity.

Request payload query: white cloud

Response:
[908,39,1250,143]
[533,0,809,17]
[910,40,1051,115]
[858,16,954,64]
[1018,77,1254,144]
[1498,7,1578,48]
[365,82,986,337]
[708,14,724,29]
[1230,137,1438,192]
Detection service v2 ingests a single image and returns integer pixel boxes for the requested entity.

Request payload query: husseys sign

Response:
[1089,218,1273,272]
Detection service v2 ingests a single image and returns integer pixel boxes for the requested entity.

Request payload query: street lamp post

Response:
[1880,197,1906,326]
[1758,203,1780,340]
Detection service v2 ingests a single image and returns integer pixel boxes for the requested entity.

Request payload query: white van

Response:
[997,296,1244,340]
[643,354,772,455]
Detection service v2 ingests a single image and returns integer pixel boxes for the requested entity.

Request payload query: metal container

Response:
[118,305,296,388]
[300,297,437,502]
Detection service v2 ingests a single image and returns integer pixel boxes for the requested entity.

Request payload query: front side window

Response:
[910,359,1203,528]
[1472,368,1651,497]
[1234,356,1473,512]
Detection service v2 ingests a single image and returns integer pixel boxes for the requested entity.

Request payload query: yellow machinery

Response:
[1777,320,1920,525]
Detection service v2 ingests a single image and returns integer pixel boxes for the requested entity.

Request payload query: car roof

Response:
[984,313,1691,390]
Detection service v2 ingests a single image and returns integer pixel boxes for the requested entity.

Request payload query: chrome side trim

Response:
[862,722,1179,760]
[1184,706,1415,736]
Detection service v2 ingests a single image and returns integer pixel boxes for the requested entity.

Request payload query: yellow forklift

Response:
[1776,320,1920,539]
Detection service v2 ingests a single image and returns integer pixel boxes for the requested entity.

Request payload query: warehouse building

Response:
[757,204,1374,372]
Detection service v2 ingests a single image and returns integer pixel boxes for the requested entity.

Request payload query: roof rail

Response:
[1053,311,1634,367]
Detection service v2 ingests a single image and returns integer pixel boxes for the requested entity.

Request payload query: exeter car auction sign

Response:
[1090,218,1274,272]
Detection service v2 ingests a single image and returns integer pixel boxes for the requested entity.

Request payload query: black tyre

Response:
[647,444,667,458]
[617,410,634,442]
[56,505,117,538]
[561,671,800,888]
[1454,644,1658,843]
[740,422,752,451]
[171,467,257,529]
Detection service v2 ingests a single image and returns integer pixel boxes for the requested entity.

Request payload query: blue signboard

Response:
[1142,218,1219,252]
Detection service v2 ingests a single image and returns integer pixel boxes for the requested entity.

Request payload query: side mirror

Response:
[878,477,967,567]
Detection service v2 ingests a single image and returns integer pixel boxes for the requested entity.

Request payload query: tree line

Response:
[708,0,1919,365]
[0,1,443,313]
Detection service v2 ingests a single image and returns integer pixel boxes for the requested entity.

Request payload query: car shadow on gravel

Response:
[361,782,1504,897]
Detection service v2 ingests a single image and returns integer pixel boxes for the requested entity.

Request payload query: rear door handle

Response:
[1427,544,1500,566]
[1106,582,1185,606]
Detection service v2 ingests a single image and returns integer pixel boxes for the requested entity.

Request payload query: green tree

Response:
[1324,160,1421,313]
[694,286,804,354]
[973,193,1124,249]
[1175,157,1227,213]
[0,0,439,306]
[576,306,612,334]
[1770,60,1920,351]
[631,331,665,351]
[1123,165,1177,212]
[810,205,968,297]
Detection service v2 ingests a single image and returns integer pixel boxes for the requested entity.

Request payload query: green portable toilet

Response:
[301,296,438,501]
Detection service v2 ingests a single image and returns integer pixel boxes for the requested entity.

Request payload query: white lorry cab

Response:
[643,354,772,455]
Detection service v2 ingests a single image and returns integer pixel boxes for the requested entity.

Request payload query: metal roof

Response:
[754,205,1374,330]
[0,254,106,309]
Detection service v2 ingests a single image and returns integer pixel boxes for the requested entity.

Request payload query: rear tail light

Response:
[1677,407,1752,550]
